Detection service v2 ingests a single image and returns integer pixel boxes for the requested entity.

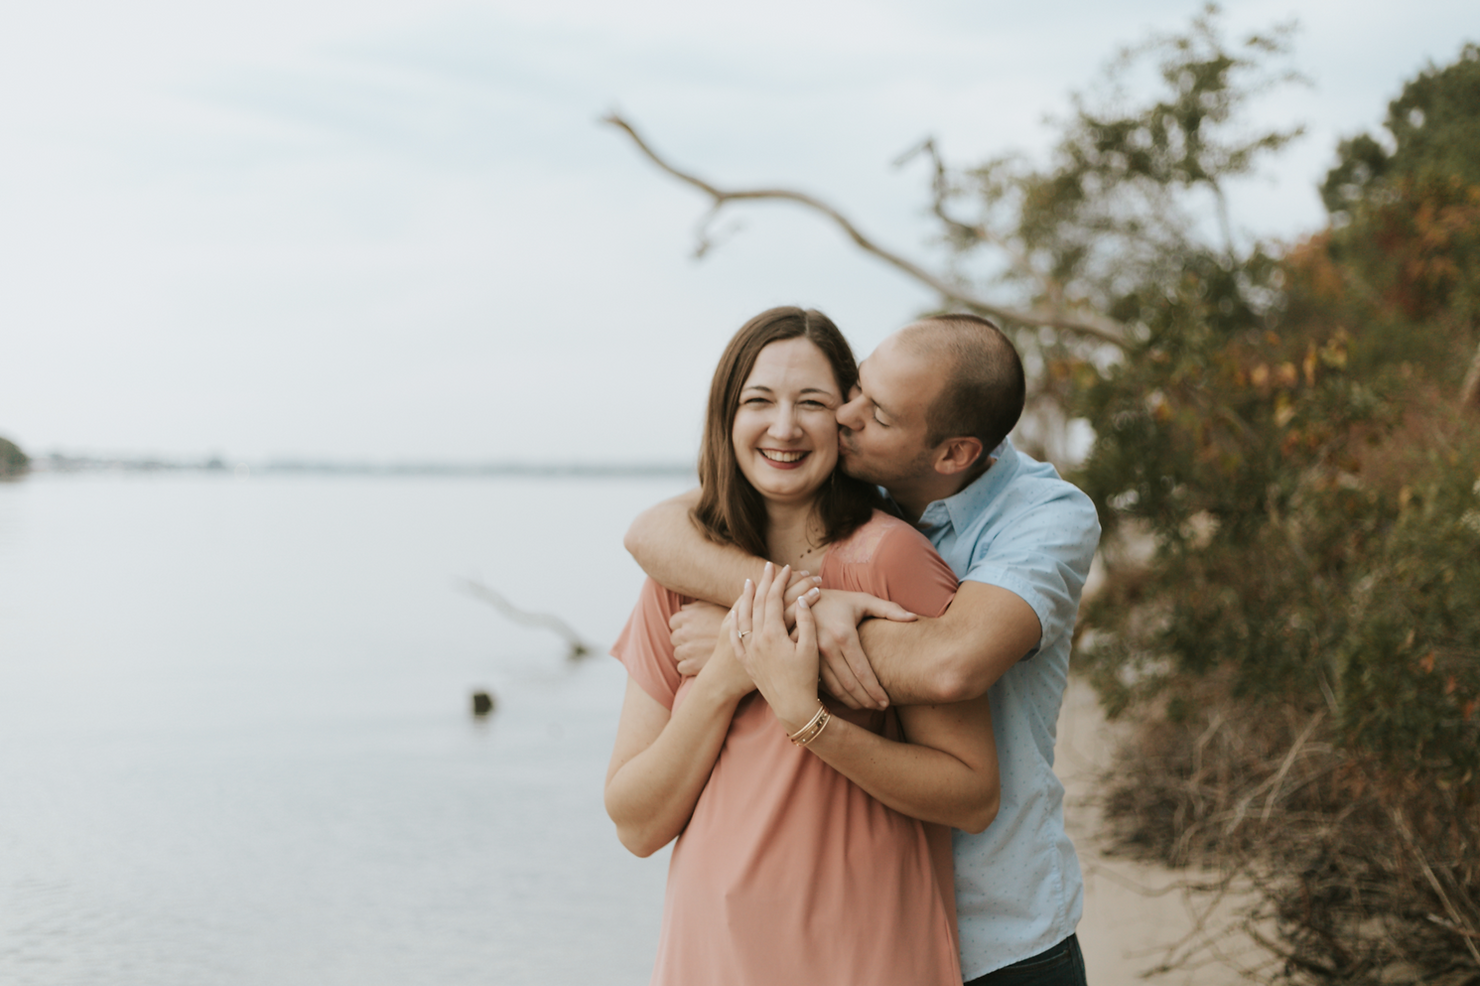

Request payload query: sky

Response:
[1,0,1474,465]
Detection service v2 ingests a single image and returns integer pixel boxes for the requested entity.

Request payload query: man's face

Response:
[835,333,944,489]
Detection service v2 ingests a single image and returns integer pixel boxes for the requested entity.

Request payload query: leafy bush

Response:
[1070,38,1480,983]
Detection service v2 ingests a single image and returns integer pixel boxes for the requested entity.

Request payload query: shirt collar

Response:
[915,437,1021,533]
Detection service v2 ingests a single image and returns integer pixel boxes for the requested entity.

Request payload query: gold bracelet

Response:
[787,705,831,747]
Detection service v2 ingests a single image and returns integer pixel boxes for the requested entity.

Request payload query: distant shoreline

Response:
[26,454,696,479]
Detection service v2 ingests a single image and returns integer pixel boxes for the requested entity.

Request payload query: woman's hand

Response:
[731,563,821,732]
[694,607,757,702]
[669,572,820,676]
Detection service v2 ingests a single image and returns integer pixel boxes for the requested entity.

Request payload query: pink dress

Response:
[612,511,962,985]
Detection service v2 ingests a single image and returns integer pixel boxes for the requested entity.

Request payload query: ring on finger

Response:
[738,630,752,640]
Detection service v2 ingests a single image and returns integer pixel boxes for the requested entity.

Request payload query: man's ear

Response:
[933,436,985,476]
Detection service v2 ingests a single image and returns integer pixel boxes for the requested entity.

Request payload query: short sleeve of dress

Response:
[610,576,686,710]
[827,513,957,619]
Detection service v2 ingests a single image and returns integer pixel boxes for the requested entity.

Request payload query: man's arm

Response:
[624,488,762,605]
[829,476,1101,707]
[850,581,1041,706]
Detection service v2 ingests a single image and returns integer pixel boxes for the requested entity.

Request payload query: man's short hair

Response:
[904,313,1026,459]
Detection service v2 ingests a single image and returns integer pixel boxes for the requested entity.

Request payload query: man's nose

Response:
[836,395,865,431]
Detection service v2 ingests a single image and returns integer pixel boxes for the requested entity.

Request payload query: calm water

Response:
[0,471,691,985]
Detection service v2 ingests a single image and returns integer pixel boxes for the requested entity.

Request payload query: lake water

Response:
[0,471,690,986]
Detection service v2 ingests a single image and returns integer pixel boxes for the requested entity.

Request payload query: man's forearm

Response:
[624,489,767,606]
[858,581,1041,705]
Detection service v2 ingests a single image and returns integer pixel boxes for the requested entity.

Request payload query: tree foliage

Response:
[1067,34,1480,984]
[922,6,1301,314]
[1322,44,1480,218]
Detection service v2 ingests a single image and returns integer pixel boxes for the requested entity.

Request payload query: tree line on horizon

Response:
[0,436,29,478]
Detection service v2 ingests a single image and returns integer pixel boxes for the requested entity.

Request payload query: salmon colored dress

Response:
[612,511,962,986]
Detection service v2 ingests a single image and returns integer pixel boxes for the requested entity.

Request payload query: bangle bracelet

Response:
[787,705,831,747]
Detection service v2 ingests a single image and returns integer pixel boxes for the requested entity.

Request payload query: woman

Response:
[604,307,999,985]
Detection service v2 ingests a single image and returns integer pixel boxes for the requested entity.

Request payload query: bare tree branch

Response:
[603,113,1130,350]
[895,139,1049,294]
[459,578,592,659]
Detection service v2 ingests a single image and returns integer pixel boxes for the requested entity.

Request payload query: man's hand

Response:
[811,590,917,711]
[670,570,821,676]
[670,602,728,676]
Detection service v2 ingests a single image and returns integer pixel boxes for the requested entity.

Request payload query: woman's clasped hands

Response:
[729,562,823,734]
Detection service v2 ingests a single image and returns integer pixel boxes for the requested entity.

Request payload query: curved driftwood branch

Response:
[603,113,1130,350]
[460,578,591,659]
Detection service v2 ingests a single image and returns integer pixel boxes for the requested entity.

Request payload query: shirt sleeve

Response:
[610,577,686,710]
[961,482,1100,657]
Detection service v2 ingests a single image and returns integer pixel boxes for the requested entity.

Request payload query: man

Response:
[624,313,1100,985]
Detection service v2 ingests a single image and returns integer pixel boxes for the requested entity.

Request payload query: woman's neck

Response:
[764,499,826,571]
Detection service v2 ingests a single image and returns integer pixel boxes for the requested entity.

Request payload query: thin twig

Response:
[896,138,1050,292]
[1390,807,1480,968]
[1460,339,1480,412]
[1260,709,1324,823]
[603,113,1129,350]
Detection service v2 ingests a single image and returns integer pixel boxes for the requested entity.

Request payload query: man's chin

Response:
[839,453,880,486]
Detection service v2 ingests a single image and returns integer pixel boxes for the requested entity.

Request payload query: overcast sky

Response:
[2,0,1473,464]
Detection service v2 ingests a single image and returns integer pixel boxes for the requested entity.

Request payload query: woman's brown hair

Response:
[694,306,881,559]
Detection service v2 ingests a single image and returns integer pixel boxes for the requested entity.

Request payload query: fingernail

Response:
[807,587,820,599]
[798,570,809,577]
[744,579,752,589]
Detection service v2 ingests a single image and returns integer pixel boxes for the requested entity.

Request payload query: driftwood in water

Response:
[459,578,592,659]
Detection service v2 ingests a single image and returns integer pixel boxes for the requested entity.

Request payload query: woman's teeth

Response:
[759,449,807,463]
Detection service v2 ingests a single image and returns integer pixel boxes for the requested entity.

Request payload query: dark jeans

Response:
[963,934,1087,986]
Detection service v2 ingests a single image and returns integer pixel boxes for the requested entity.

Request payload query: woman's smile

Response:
[757,448,811,468]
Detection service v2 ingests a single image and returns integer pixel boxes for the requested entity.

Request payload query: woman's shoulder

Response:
[824,511,956,616]
[828,510,934,567]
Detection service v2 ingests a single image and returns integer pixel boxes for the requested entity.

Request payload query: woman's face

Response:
[731,337,842,508]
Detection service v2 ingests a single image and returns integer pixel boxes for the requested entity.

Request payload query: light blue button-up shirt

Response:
[904,438,1100,979]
